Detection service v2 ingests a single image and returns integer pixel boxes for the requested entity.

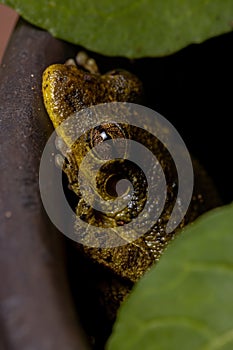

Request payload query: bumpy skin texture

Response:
[42,64,143,128]
[42,62,220,348]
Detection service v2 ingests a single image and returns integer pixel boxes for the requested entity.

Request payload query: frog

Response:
[42,52,220,349]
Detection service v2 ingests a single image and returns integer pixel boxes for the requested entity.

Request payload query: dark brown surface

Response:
[0,19,89,350]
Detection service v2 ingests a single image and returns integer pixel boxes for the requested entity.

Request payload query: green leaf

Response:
[107,203,233,350]
[2,0,233,58]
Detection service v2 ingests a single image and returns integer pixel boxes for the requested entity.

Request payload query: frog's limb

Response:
[75,51,99,74]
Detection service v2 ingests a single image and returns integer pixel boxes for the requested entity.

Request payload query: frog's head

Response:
[42,64,143,130]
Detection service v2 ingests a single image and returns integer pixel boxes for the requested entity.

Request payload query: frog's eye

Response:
[88,122,127,147]
[87,122,129,160]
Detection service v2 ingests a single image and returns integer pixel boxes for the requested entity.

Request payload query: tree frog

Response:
[42,52,220,348]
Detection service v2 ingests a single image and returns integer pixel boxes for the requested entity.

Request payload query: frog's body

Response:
[42,57,220,348]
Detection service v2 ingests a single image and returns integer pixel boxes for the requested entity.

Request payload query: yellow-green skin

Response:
[42,62,220,346]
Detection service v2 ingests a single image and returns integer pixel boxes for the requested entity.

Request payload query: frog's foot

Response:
[76,51,99,74]
[65,51,99,74]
